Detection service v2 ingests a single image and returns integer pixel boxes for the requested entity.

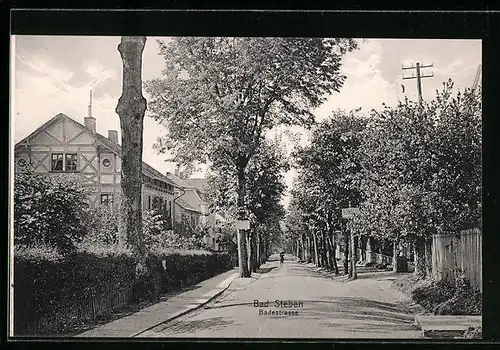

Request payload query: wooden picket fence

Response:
[432,228,482,292]
[20,285,135,335]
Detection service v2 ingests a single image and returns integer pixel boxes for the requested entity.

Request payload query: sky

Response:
[11,36,482,208]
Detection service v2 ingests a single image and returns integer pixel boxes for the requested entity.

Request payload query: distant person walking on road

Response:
[280,251,285,266]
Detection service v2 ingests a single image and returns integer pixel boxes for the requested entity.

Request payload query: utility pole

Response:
[402,62,434,105]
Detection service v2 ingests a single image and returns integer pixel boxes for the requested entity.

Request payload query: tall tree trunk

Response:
[300,234,306,262]
[319,231,326,267]
[307,235,312,263]
[312,231,320,266]
[247,230,253,273]
[328,230,339,275]
[256,228,261,269]
[424,237,433,278]
[116,36,147,277]
[414,236,427,278]
[393,235,399,272]
[343,231,349,275]
[349,231,357,279]
[322,230,332,270]
[236,166,251,278]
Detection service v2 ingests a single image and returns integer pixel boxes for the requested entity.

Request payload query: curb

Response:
[133,271,239,337]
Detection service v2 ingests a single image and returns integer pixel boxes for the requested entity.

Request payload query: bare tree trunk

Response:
[393,235,399,272]
[343,231,349,275]
[256,228,261,269]
[424,237,433,278]
[414,236,427,278]
[247,230,253,273]
[312,231,320,266]
[307,235,312,263]
[236,166,251,278]
[116,36,147,277]
[322,230,332,270]
[328,230,339,275]
[349,231,357,279]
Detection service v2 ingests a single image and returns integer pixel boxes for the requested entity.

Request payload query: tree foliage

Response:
[352,81,482,243]
[145,37,358,171]
[14,174,91,255]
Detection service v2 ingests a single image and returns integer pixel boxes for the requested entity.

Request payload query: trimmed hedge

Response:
[14,251,233,335]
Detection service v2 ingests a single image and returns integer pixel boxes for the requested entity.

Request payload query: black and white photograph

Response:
[10,33,482,340]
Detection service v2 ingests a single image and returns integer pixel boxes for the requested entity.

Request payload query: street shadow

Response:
[159,316,235,335]
[296,297,416,326]
[256,266,277,274]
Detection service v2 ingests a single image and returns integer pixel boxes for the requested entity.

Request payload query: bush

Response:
[14,174,91,255]
[143,210,209,252]
[85,206,119,246]
[395,273,482,316]
[434,276,482,315]
[463,326,482,339]
[411,278,455,312]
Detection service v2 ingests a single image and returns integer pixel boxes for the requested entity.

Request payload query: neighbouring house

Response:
[184,178,229,250]
[165,173,227,250]
[14,111,179,228]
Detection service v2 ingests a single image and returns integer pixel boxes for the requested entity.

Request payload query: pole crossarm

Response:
[400,61,434,105]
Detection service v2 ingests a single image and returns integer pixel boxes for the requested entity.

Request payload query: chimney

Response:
[84,117,96,133]
[108,130,118,143]
[174,168,180,177]
[84,90,96,133]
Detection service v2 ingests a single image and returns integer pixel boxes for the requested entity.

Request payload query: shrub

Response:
[397,273,482,316]
[14,174,91,255]
[143,210,209,252]
[434,276,482,315]
[411,278,455,312]
[463,326,482,339]
[84,206,119,246]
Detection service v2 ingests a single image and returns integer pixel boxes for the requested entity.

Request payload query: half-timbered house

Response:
[14,112,178,220]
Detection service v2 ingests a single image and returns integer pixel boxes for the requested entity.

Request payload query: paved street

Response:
[138,256,423,339]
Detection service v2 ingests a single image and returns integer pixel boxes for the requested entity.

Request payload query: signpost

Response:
[342,207,360,219]
[236,220,250,230]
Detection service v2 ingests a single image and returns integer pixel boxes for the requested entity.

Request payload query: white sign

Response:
[341,207,360,219]
[236,220,250,230]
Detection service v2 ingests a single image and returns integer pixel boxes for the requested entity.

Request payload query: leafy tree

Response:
[145,37,357,277]
[291,110,367,276]
[206,138,289,271]
[352,80,481,277]
[14,174,91,255]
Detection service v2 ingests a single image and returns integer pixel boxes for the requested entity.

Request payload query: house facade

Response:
[166,174,227,250]
[14,113,178,222]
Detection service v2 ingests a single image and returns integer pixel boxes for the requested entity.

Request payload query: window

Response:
[65,153,77,171]
[51,153,63,171]
[148,196,152,210]
[102,158,111,168]
[101,194,113,206]
[52,153,79,172]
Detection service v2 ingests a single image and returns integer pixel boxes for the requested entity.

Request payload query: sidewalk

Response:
[76,268,239,338]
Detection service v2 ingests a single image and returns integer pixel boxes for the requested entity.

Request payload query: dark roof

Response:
[176,198,199,212]
[165,172,194,189]
[185,178,209,192]
[15,113,178,188]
